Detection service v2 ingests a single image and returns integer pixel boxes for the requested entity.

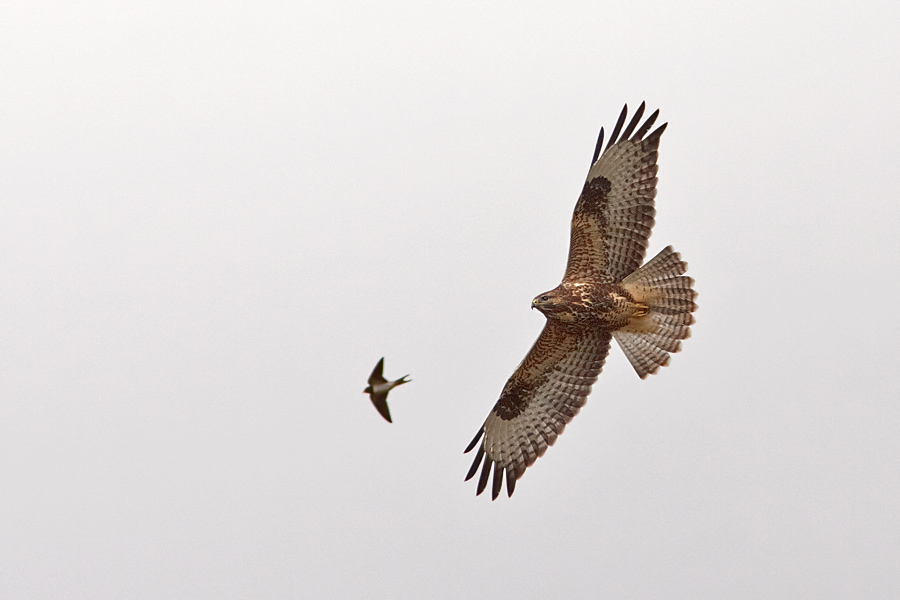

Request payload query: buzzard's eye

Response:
[541,295,550,302]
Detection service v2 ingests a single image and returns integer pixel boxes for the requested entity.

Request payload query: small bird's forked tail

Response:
[614,246,697,379]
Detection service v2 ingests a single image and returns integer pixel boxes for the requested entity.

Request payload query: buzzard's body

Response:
[465,103,697,499]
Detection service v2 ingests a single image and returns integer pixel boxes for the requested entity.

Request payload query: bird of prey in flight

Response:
[465,102,697,500]
[364,357,410,423]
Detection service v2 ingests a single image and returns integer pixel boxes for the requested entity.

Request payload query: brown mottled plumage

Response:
[465,103,698,500]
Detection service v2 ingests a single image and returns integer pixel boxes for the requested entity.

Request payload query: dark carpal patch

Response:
[579,176,612,211]
[592,175,612,194]
[494,380,534,420]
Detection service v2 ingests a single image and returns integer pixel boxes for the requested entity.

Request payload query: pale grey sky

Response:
[2,1,899,598]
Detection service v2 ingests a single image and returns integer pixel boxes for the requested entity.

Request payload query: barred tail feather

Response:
[615,246,697,379]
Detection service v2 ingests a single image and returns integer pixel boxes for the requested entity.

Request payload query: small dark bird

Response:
[363,357,410,423]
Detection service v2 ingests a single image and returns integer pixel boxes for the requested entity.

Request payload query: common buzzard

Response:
[465,103,697,499]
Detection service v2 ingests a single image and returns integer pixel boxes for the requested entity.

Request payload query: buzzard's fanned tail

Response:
[614,246,697,379]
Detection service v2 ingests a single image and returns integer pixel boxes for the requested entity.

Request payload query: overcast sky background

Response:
[2,1,899,598]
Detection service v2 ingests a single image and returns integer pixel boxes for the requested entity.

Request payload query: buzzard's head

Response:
[531,288,576,323]
[532,288,575,321]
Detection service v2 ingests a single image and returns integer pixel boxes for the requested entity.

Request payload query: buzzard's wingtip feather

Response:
[591,127,604,165]
[645,122,668,146]
[605,104,628,151]
[464,427,484,453]
[476,454,491,495]
[465,445,485,481]
[491,463,503,500]
[619,101,645,141]
[634,109,660,140]
[506,468,516,497]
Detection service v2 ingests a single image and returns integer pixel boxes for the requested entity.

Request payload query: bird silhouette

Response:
[363,357,410,423]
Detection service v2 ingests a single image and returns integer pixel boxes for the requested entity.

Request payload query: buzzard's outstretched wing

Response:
[464,322,612,499]
[564,103,667,283]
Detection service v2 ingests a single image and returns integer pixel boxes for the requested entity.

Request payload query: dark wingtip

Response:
[619,101,645,142]
[464,427,484,453]
[633,108,660,140]
[591,127,604,165]
[645,122,668,145]
[465,445,485,481]
[604,103,628,151]
[491,463,503,500]
[506,468,516,497]
[476,454,491,495]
